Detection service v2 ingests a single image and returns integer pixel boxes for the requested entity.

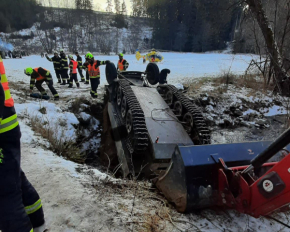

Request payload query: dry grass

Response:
[184,72,273,96]
[70,96,90,114]
[29,114,86,163]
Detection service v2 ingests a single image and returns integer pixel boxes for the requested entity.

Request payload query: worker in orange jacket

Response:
[68,55,80,88]
[84,53,108,98]
[117,53,129,72]
[0,56,46,232]
[24,67,59,100]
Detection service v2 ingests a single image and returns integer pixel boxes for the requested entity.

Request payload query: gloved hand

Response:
[105,60,110,64]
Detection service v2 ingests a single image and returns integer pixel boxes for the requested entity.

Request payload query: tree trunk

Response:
[245,0,290,95]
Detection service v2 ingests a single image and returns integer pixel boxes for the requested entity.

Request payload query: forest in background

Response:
[1,0,290,57]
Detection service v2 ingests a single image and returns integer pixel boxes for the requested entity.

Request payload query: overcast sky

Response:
[37,0,132,13]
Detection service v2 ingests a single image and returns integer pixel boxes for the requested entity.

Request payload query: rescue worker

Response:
[0,56,46,232]
[117,53,129,72]
[59,49,69,85]
[45,51,62,83]
[143,56,146,64]
[68,55,80,88]
[75,51,85,82]
[82,55,90,85]
[84,52,108,98]
[24,67,59,100]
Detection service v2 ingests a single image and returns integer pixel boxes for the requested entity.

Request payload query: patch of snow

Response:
[15,101,79,141]
[172,83,184,90]
[79,112,91,121]
[265,105,287,116]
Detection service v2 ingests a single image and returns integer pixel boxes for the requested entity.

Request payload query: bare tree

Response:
[244,0,290,94]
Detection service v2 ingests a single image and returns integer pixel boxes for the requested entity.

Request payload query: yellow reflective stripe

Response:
[1,73,8,83]
[25,199,42,215]
[1,114,17,124]
[30,229,33,232]
[0,114,18,134]
[4,89,11,101]
[46,71,50,76]
[90,76,100,78]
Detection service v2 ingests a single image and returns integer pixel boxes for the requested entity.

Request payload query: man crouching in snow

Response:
[0,56,47,231]
[24,67,59,100]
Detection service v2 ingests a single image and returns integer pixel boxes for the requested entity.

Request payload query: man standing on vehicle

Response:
[85,52,108,98]
[75,51,85,82]
[0,56,47,232]
[59,49,69,85]
[117,53,129,72]
[45,51,62,83]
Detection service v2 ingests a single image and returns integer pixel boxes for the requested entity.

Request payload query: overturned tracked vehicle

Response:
[102,62,290,217]
[102,62,210,177]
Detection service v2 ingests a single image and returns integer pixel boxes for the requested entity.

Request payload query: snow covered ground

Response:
[3,53,290,231]
[4,52,259,87]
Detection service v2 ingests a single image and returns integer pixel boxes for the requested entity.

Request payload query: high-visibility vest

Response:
[118,59,125,71]
[34,68,48,81]
[0,56,18,134]
[88,62,100,78]
[70,60,78,74]
[0,56,14,107]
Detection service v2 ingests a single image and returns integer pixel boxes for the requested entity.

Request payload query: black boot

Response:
[60,81,66,85]
[68,85,73,88]
[77,83,80,88]
[57,80,61,84]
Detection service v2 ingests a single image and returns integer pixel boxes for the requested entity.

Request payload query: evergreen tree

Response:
[114,0,121,14]
[0,0,41,33]
[106,0,113,12]
[121,0,127,15]
[74,0,92,10]
[75,0,82,9]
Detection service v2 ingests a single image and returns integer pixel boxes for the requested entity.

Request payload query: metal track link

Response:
[118,80,149,152]
[158,84,211,144]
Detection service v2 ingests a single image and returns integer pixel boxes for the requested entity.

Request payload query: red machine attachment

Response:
[155,128,290,217]
[218,129,290,218]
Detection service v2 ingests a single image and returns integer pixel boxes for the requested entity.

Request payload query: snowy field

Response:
[3,52,290,232]
[3,52,259,87]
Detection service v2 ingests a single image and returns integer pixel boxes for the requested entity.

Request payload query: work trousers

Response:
[60,69,69,83]
[90,77,100,98]
[69,73,80,87]
[0,125,45,232]
[55,69,61,83]
[85,71,89,84]
[78,67,84,79]
[35,79,59,98]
